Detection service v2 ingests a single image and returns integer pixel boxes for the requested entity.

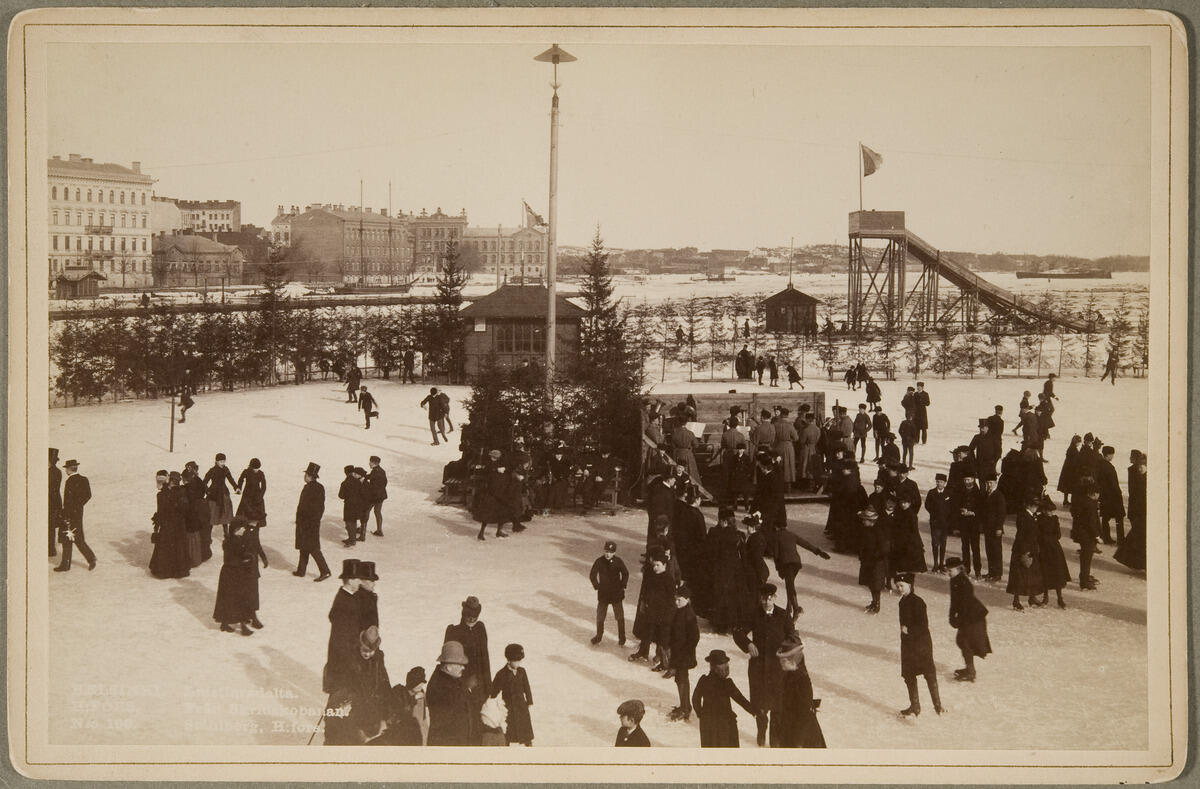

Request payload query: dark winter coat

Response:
[898,419,918,447]
[924,487,954,534]
[773,528,825,572]
[1056,444,1081,495]
[744,530,770,586]
[693,672,755,747]
[204,464,239,502]
[367,466,388,502]
[672,505,708,599]
[725,452,757,498]
[149,485,190,579]
[590,555,630,603]
[889,500,928,574]
[970,433,1000,481]
[632,566,676,644]
[985,488,1008,537]
[1007,509,1046,597]
[476,468,518,524]
[1127,464,1146,525]
[235,468,267,522]
[1036,511,1071,590]
[444,621,491,699]
[912,390,930,429]
[49,463,63,519]
[948,573,991,659]
[776,667,826,748]
[356,587,379,630]
[426,667,473,746]
[1114,465,1146,570]
[63,473,92,526]
[615,726,650,747]
[865,380,882,405]
[212,531,257,624]
[1097,460,1126,519]
[491,665,534,745]
[339,477,366,522]
[185,475,209,533]
[295,480,325,553]
[1070,496,1101,546]
[857,524,890,590]
[668,604,700,670]
[707,524,748,631]
[871,411,891,439]
[733,604,797,712]
[954,485,985,535]
[898,593,936,678]
[324,587,362,693]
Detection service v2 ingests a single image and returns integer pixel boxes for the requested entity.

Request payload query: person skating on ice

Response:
[895,572,944,717]
[946,557,991,682]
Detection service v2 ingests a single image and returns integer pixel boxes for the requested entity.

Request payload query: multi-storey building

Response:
[461,225,547,284]
[152,233,246,288]
[270,205,301,246]
[151,195,184,235]
[176,199,241,233]
[408,207,468,284]
[287,204,412,284]
[48,153,154,289]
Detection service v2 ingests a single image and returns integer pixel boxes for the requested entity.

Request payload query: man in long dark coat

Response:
[426,641,473,746]
[896,572,942,716]
[294,462,330,580]
[986,405,1005,458]
[324,559,363,693]
[366,456,387,536]
[666,584,700,721]
[55,459,96,572]
[982,478,1007,581]
[954,475,985,579]
[970,421,1001,482]
[444,596,491,744]
[692,648,756,747]
[733,583,798,746]
[912,382,931,444]
[1096,446,1126,546]
[49,448,63,558]
[339,465,366,547]
[590,540,629,645]
[946,557,991,682]
[1114,451,1146,571]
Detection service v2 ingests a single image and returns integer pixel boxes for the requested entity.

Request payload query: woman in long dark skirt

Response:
[149,471,191,579]
[1114,451,1147,571]
[236,458,268,527]
[1006,498,1046,611]
[212,517,259,635]
[774,636,826,748]
[1034,497,1071,608]
[1056,436,1082,506]
[706,508,746,634]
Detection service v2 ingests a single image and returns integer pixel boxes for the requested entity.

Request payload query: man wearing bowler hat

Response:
[733,582,798,746]
[55,459,96,572]
[49,448,63,558]
[324,559,363,693]
[692,648,755,747]
[293,462,330,581]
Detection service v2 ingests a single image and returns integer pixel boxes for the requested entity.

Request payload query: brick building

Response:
[287,204,412,284]
[408,207,468,285]
[152,233,246,288]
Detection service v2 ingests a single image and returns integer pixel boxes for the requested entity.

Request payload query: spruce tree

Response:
[432,240,469,381]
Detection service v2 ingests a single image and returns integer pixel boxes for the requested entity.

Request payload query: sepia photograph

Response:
[6,7,1189,783]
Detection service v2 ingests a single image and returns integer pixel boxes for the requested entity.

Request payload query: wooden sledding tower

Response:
[847,210,1087,333]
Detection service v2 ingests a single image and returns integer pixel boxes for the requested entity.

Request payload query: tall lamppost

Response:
[534,43,576,392]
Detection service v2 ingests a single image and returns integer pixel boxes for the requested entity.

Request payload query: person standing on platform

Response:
[946,557,991,682]
[896,572,943,717]
[294,462,331,581]
[55,459,96,572]
[49,448,63,558]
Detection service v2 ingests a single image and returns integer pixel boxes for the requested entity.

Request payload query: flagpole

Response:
[858,142,863,212]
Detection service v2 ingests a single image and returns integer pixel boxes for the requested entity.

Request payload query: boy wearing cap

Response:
[294,462,331,581]
[692,649,755,747]
[666,584,700,721]
[589,541,629,646]
[338,466,366,547]
[491,644,534,746]
[897,415,917,468]
[896,573,943,717]
[366,457,387,536]
[615,700,650,746]
[946,557,991,682]
[358,385,379,429]
[324,560,363,693]
[55,459,96,572]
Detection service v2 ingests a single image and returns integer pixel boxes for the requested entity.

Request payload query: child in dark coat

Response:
[491,644,534,746]
[615,699,650,746]
[946,557,991,682]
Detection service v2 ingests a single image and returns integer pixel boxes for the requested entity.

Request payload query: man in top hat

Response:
[355,561,380,630]
[590,540,629,646]
[896,572,943,717]
[692,648,756,747]
[358,385,380,430]
[912,382,931,444]
[366,456,387,537]
[55,459,96,572]
[49,448,63,558]
[733,583,798,746]
[294,462,331,581]
[324,559,363,693]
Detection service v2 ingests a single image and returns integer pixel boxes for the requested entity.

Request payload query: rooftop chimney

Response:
[131,161,141,173]
[379,208,387,216]
[68,153,80,162]
[52,155,61,160]
[81,157,93,164]
[277,205,284,215]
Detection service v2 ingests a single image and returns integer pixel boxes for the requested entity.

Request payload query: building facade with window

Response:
[270,205,301,246]
[151,195,184,235]
[152,233,246,288]
[287,204,412,284]
[48,154,154,289]
[461,225,547,284]
[459,284,584,376]
[408,207,468,284]
[176,199,242,233]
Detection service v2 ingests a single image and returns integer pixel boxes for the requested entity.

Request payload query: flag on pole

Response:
[860,144,883,177]
[523,200,547,228]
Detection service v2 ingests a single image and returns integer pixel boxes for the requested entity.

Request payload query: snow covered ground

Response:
[45,372,1148,749]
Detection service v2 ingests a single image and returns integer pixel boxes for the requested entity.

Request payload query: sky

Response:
[45,41,1151,257]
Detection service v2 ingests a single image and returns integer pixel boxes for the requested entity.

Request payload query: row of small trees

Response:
[50,255,474,406]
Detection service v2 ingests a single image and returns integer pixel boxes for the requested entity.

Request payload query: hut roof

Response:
[460,284,585,320]
[761,283,821,307]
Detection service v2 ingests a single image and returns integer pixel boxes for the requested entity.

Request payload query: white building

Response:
[461,224,547,284]
[48,154,154,289]
[177,199,241,233]
[151,195,184,235]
